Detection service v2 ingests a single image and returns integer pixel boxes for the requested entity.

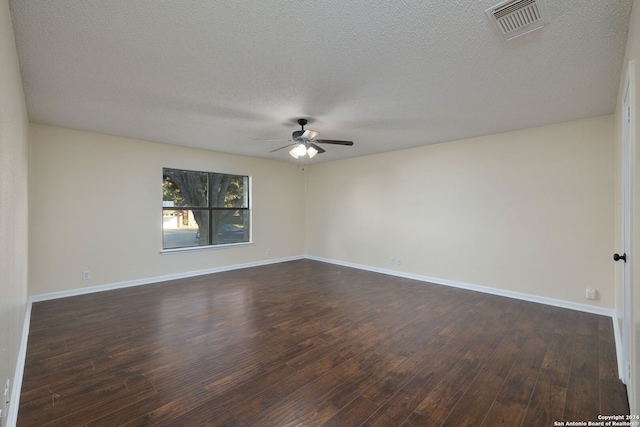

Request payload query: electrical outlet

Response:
[390,257,395,266]
[266,249,271,255]
[396,258,401,266]
[82,270,90,280]
[585,288,597,300]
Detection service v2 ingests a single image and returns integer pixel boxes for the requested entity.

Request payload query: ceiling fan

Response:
[270,119,354,159]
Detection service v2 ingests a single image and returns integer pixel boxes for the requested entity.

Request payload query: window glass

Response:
[210,174,249,208]
[213,209,249,245]
[162,210,210,249]
[163,170,208,207]
[162,168,250,249]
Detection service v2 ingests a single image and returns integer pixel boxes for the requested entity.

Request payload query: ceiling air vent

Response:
[486,0,550,40]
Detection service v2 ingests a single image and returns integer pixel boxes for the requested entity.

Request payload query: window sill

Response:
[160,241,253,255]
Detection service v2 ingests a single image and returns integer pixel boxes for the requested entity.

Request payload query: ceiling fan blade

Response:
[316,139,354,146]
[309,143,326,154]
[301,130,319,140]
[270,143,296,153]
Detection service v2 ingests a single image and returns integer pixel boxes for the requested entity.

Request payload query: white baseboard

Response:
[7,301,31,427]
[29,255,304,303]
[611,314,625,381]
[30,254,615,317]
[305,255,616,318]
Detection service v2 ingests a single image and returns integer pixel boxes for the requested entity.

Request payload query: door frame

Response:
[619,60,634,396]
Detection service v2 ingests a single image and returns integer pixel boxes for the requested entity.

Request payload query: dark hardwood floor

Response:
[18,259,629,426]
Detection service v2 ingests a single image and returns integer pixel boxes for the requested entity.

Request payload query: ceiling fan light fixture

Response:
[295,143,307,157]
[272,118,354,159]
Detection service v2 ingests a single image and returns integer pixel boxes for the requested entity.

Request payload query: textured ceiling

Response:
[9,0,634,163]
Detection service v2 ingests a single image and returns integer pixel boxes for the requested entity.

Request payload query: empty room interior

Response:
[2,0,640,426]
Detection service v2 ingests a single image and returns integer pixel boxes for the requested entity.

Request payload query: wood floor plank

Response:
[227,345,361,425]
[600,379,631,416]
[408,339,498,425]
[484,400,531,427]
[360,357,453,427]
[481,335,547,426]
[21,373,157,427]
[439,330,524,427]
[294,365,383,425]
[563,319,602,422]
[17,260,628,426]
[522,370,568,427]
[321,396,379,427]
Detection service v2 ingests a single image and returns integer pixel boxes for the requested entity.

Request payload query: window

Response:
[162,168,250,249]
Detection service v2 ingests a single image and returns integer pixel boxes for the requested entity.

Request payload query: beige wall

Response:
[28,124,305,296]
[12,0,637,416]
[306,116,615,310]
[616,0,640,414]
[0,0,29,422]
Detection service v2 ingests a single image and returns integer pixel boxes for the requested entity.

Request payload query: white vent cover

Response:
[486,0,550,40]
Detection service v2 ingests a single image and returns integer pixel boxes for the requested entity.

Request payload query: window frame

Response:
[161,168,251,252]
